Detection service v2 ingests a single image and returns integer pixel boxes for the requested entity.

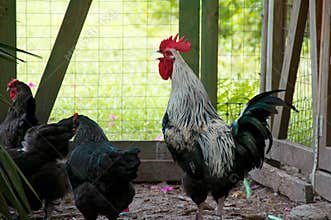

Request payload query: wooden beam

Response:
[272,0,308,139]
[318,0,331,147]
[35,0,93,123]
[266,139,314,175]
[179,0,200,76]
[135,160,182,182]
[0,0,16,121]
[250,163,314,203]
[315,171,331,202]
[310,0,321,123]
[260,0,269,92]
[201,0,219,108]
[265,0,287,91]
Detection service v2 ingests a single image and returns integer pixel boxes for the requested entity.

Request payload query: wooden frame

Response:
[179,0,200,76]
[35,0,93,123]
[316,2,331,201]
[272,0,309,139]
[266,139,314,175]
[201,0,219,108]
[260,0,269,92]
[265,0,286,92]
[260,0,331,202]
[0,0,16,121]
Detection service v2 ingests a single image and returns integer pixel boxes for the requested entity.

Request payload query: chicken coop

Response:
[1,0,331,218]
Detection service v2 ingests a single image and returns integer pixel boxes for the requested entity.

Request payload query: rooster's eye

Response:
[165,51,173,57]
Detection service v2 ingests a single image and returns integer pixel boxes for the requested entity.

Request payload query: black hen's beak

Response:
[156,50,162,53]
[6,87,10,92]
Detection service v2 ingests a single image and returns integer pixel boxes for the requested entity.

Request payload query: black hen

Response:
[65,114,140,220]
[7,118,74,219]
[0,79,38,149]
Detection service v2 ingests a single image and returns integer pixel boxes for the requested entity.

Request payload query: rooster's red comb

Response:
[7,79,19,88]
[159,34,191,52]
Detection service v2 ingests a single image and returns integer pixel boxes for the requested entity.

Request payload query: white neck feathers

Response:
[167,51,220,128]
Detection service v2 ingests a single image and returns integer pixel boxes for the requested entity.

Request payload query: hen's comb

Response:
[159,34,191,52]
[73,112,79,121]
[7,79,19,88]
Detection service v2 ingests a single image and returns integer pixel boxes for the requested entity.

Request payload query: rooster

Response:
[0,79,38,149]
[157,34,297,219]
[7,117,74,219]
[65,114,140,220]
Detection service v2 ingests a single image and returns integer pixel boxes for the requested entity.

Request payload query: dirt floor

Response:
[30,180,297,220]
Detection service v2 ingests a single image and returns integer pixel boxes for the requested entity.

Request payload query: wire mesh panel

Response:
[217,0,262,123]
[16,0,312,144]
[17,0,178,140]
[285,3,313,147]
[287,34,313,146]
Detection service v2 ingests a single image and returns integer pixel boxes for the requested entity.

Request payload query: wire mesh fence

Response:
[285,2,313,147]
[217,0,262,123]
[17,0,178,140]
[16,0,312,145]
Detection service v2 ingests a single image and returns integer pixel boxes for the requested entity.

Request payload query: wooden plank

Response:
[0,0,16,121]
[250,163,314,203]
[179,0,200,76]
[260,0,269,92]
[201,0,218,108]
[309,0,322,188]
[265,0,286,91]
[319,147,331,171]
[69,141,173,160]
[35,0,93,123]
[272,0,308,139]
[309,0,321,146]
[318,0,331,149]
[135,160,183,182]
[315,170,331,201]
[266,139,314,175]
[109,141,172,160]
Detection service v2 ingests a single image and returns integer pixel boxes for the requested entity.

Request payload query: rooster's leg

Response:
[195,202,205,220]
[216,197,225,217]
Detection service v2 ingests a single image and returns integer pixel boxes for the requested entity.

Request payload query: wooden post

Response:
[35,0,93,123]
[179,0,200,77]
[310,0,323,117]
[265,0,287,91]
[272,0,309,139]
[201,0,219,108]
[260,0,269,92]
[0,0,16,121]
[309,0,323,188]
[318,0,331,147]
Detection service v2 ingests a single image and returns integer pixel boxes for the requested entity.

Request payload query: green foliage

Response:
[0,42,41,63]
[0,145,38,219]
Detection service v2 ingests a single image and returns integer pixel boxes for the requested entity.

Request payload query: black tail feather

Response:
[232,90,297,172]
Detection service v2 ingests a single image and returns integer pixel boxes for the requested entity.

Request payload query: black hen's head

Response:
[6,79,33,102]
[59,113,108,146]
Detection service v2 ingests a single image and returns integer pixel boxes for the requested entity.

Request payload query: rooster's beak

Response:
[156,50,162,53]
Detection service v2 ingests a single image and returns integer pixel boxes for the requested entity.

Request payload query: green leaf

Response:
[0,190,10,220]
[0,149,30,211]
[0,166,29,219]
[0,147,40,206]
